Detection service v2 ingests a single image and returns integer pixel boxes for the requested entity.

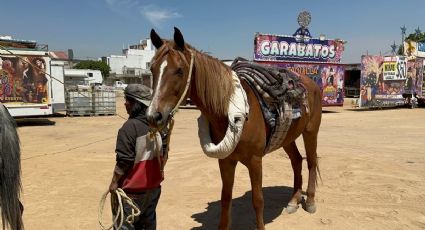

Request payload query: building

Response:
[103,38,155,87]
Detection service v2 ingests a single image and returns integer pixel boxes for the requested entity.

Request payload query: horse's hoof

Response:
[305,203,317,213]
[286,203,299,214]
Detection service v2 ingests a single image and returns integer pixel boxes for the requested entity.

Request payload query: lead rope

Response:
[98,188,141,230]
[151,116,175,174]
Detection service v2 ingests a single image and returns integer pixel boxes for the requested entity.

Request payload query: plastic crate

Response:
[92,91,116,115]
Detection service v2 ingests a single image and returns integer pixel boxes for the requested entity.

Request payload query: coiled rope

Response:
[98,188,141,230]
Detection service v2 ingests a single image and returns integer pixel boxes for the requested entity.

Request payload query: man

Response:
[109,84,167,230]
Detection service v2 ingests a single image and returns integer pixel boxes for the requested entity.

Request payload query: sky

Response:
[2,0,424,63]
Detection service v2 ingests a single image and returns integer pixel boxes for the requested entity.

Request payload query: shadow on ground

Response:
[16,118,57,127]
[191,186,293,230]
[322,110,340,113]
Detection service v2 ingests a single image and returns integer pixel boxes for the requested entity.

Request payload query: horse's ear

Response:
[174,27,185,51]
[150,29,163,49]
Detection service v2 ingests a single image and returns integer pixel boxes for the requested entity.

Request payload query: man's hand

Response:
[109,179,119,193]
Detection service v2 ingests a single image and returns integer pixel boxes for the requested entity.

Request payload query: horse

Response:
[146,27,322,230]
[0,104,24,230]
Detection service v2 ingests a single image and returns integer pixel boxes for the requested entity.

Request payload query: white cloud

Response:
[140,5,182,27]
[104,1,182,27]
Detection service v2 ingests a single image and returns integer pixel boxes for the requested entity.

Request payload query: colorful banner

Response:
[254,33,345,63]
[407,59,424,96]
[383,56,407,80]
[0,55,49,104]
[418,42,425,52]
[422,60,425,96]
[259,62,344,106]
[404,41,425,58]
[360,55,423,107]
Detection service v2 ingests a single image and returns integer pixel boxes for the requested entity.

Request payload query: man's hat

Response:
[124,84,152,107]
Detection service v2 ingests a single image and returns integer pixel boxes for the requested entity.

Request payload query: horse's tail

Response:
[316,158,322,186]
[0,104,24,230]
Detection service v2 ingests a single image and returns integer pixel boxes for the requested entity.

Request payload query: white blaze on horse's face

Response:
[147,60,168,129]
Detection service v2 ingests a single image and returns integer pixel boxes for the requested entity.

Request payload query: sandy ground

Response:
[14,97,425,230]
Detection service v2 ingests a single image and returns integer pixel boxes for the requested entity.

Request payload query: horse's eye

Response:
[176,68,183,76]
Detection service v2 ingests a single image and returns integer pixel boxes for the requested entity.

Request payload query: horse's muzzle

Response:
[147,111,164,130]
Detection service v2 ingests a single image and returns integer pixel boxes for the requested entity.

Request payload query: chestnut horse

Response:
[147,27,322,230]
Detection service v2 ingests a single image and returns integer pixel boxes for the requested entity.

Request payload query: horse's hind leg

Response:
[303,131,318,213]
[218,158,237,230]
[283,142,303,214]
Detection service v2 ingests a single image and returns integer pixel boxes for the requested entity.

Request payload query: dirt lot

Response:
[16,97,425,229]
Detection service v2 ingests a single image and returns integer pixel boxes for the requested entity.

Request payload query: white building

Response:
[104,38,155,86]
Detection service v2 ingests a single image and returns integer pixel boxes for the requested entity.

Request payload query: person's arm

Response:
[109,161,132,192]
[109,124,136,192]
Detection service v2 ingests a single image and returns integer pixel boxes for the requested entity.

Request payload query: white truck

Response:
[113,80,128,90]
[0,46,66,117]
[64,69,103,86]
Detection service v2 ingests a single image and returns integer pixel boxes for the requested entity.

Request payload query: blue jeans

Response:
[114,187,161,230]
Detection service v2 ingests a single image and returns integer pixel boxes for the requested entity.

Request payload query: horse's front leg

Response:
[247,155,265,230]
[218,158,237,230]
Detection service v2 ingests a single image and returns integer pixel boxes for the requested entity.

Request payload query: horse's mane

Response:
[189,46,234,116]
[154,41,234,116]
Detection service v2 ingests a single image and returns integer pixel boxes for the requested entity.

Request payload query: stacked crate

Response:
[65,85,116,116]
[65,88,93,116]
[92,86,116,115]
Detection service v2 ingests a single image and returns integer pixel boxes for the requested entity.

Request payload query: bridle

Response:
[149,49,195,171]
[169,50,194,117]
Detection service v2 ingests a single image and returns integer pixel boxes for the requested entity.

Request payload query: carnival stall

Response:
[253,11,346,106]
[359,47,424,108]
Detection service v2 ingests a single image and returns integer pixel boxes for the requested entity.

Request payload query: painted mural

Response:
[262,62,344,106]
[422,60,425,97]
[360,55,423,107]
[0,55,48,104]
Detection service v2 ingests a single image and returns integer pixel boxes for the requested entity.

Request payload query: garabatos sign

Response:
[254,33,345,63]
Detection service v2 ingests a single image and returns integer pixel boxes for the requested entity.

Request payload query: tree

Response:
[397,30,425,55]
[74,60,111,79]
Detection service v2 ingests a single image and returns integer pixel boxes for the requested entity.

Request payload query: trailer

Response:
[0,41,66,117]
[64,69,103,86]
[358,55,424,108]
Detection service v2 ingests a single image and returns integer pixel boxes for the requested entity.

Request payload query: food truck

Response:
[0,37,66,117]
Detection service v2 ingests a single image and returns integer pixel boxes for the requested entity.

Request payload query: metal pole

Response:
[401,25,407,55]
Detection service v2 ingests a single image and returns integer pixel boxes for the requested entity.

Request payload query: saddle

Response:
[231,57,307,153]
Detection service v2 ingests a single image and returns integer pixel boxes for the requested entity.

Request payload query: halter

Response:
[149,49,194,173]
[169,50,194,117]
